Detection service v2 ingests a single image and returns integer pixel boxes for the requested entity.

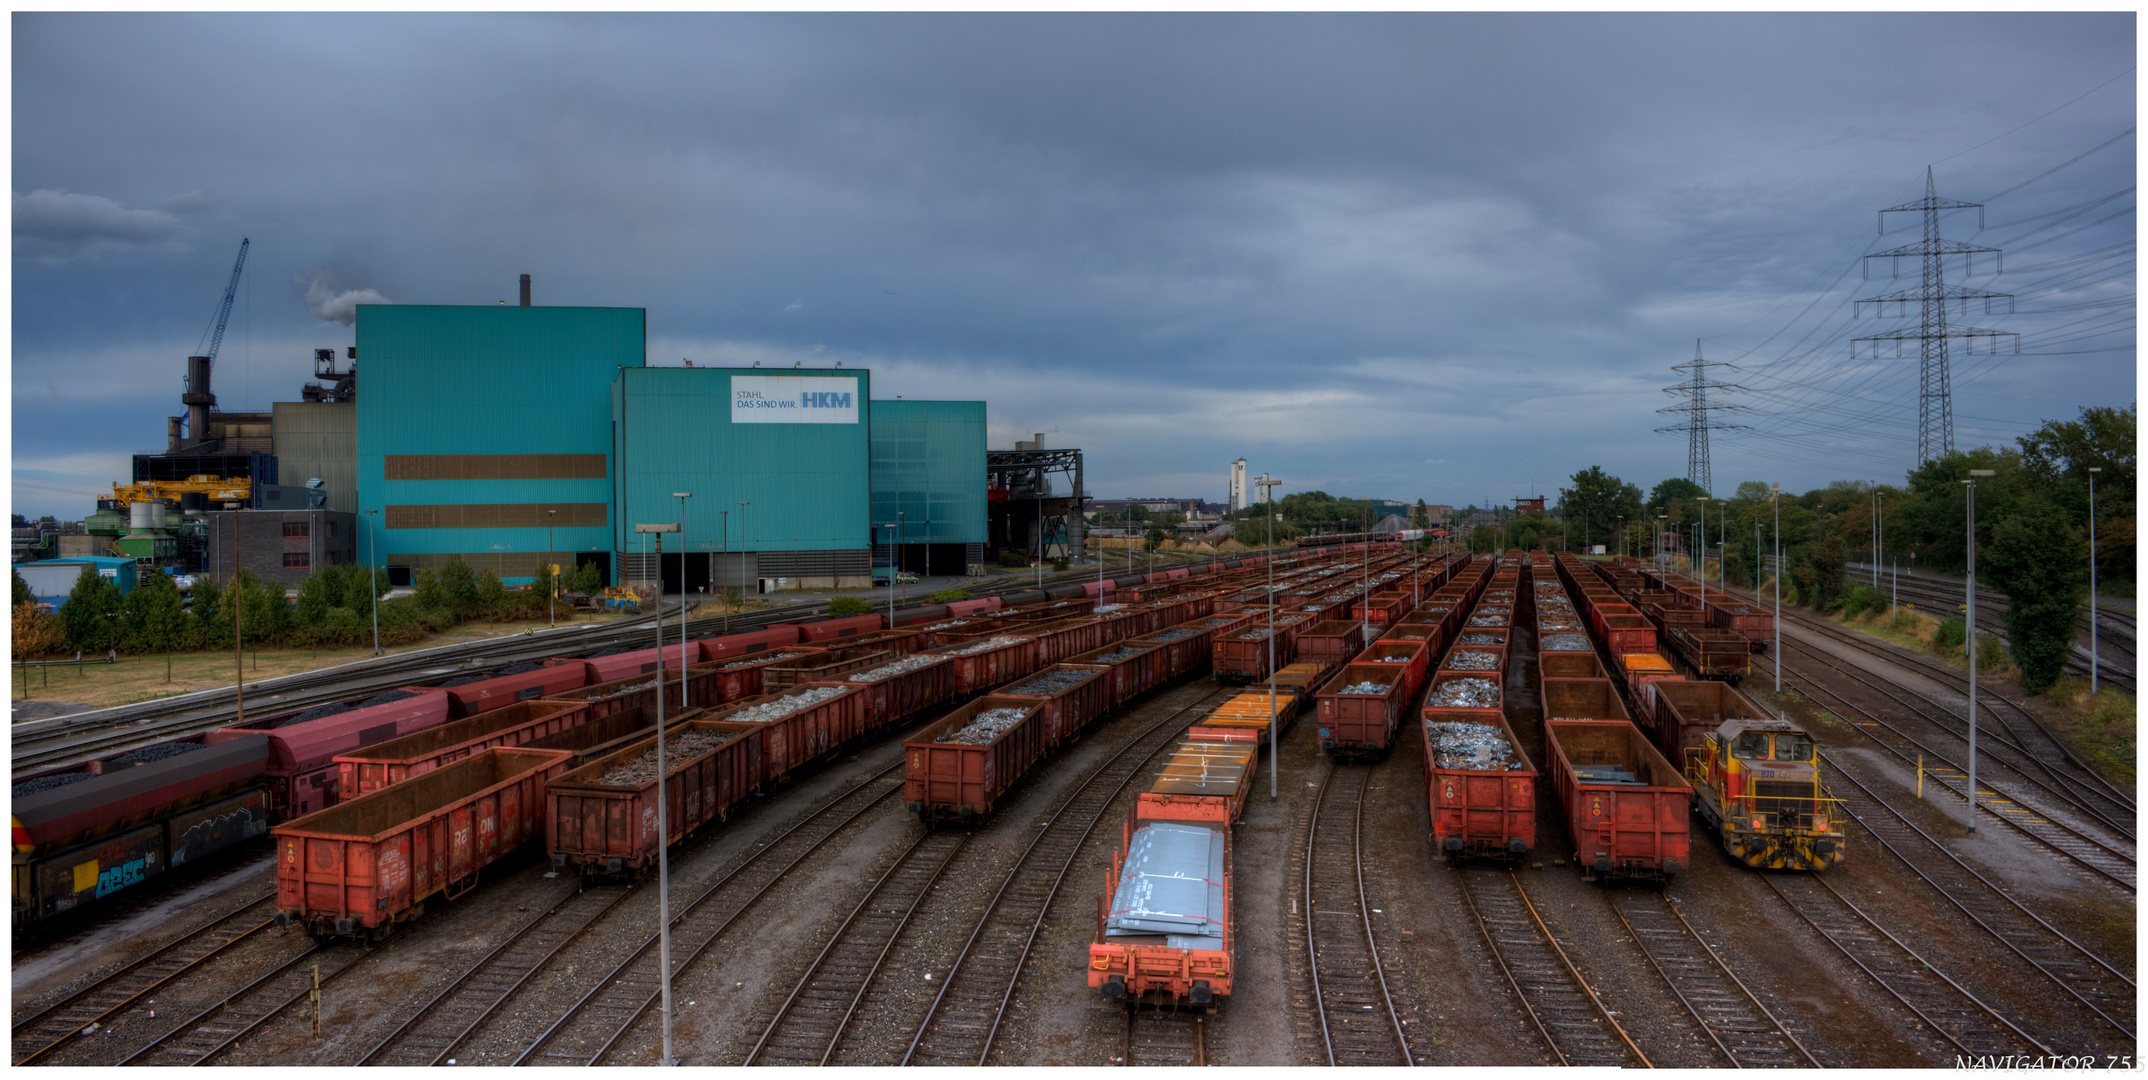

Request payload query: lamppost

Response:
[736,501,750,599]
[719,510,730,635]
[632,520,681,1063]
[363,509,381,656]
[1656,514,1667,574]
[883,522,899,630]
[547,509,558,630]
[1771,484,1781,695]
[897,511,906,610]
[1965,469,1995,831]
[1872,491,1882,590]
[674,493,693,709]
[1695,498,1709,588]
[1256,475,1282,799]
[2089,467,2103,694]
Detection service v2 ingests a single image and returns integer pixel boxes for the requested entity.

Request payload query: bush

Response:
[13,600,63,659]
[1051,559,1069,572]
[1840,585,1881,620]
[997,551,1030,568]
[826,597,875,617]
[924,589,973,604]
[1934,617,1968,649]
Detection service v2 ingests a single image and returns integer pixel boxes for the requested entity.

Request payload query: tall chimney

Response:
[519,274,531,307]
[182,355,216,445]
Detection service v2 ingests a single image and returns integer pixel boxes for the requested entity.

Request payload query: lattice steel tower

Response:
[1656,340,1745,496]
[1853,168,2017,462]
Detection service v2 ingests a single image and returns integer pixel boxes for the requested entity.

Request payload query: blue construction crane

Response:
[198,237,250,362]
[182,238,249,443]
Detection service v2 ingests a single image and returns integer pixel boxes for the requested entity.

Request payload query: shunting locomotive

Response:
[1685,717,1844,871]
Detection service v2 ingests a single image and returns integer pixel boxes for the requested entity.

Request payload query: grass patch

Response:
[2043,679,2137,788]
[9,614,624,710]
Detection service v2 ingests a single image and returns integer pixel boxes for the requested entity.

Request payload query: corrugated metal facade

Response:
[271,402,357,513]
[869,399,986,544]
[612,367,871,560]
[356,306,643,579]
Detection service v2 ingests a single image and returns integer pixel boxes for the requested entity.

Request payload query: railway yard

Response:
[10,543,2136,1068]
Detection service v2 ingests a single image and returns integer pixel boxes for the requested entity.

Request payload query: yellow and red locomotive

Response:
[1685,717,1844,870]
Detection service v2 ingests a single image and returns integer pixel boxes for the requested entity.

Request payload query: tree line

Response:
[12,556,610,660]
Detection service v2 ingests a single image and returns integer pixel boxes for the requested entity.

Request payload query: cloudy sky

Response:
[11,13,2136,520]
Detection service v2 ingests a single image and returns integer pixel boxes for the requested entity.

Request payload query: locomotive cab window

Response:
[1731,732,1769,759]
[1774,734,1812,761]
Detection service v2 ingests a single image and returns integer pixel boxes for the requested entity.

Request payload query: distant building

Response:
[1229,459,1247,512]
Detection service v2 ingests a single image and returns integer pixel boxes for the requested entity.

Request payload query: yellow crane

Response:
[109,474,252,506]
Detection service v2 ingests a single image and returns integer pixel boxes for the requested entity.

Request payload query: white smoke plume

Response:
[303,273,390,326]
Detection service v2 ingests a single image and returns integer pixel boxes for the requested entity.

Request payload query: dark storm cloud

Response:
[11,13,2135,517]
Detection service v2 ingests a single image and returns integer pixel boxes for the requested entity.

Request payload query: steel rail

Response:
[1451,867,1649,1068]
[353,882,633,1066]
[11,892,276,1065]
[897,682,1237,1067]
[743,829,967,1065]
[1780,649,2135,891]
[1301,761,1413,1066]
[1606,891,1819,1068]
[111,940,364,1066]
[1821,750,2136,1039]
[1759,872,2053,1062]
[1782,634,2136,844]
[509,762,905,1066]
[1121,1003,1207,1066]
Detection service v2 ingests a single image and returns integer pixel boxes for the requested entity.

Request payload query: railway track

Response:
[113,938,370,1066]
[1755,589,2135,828]
[1121,1003,1207,1066]
[1847,563,2137,687]
[509,762,906,1065]
[743,829,968,1065]
[898,682,1235,1067]
[1300,761,1415,1066]
[1453,867,1648,1068]
[1759,872,2053,1062]
[1821,752,2136,1043]
[353,882,632,1066]
[1778,640,2136,891]
[11,892,277,1065]
[1605,891,1818,1067]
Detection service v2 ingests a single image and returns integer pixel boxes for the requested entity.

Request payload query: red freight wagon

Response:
[11,735,273,922]
[800,613,886,643]
[703,683,869,778]
[272,747,570,939]
[1423,712,1537,862]
[1541,677,1632,722]
[546,720,764,877]
[903,697,1048,820]
[765,644,894,692]
[690,646,827,705]
[842,654,961,732]
[1314,663,1409,759]
[1379,623,1446,667]
[1089,799,1233,1007]
[844,626,925,657]
[544,670,714,728]
[1000,664,1115,746]
[1666,625,1753,684]
[1538,651,1608,681]
[1212,613,1312,684]
[924,634,1041,696]
[1705,597,1773,650]
[1068,640,1168,708]
[1423,673,1503,729]
[1597,611,1657,655]
[1023,617,1123,666]
[523,705,667,767]
[1352,593,1410,632]
[1132,623,1216,681]
[1436,646,1507,682]
[437,663,592,718]
[1647,679,1768,763]
[335,698,590,797]
[1295,621,1368,672]
[943,597,1002,618]
[208,688,453,818]
[1544,720,1691,882]
[583,641,706,685]
[1355,639,1430,701]
[1147,734,1257,824]
[697,625,806,665]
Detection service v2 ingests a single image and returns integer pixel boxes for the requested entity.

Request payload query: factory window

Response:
[283,521,309,538]
[384,503,608,530]
[384,454,607,481]
[283,553,310,569]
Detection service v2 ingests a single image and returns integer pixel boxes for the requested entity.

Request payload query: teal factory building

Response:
[354,299,984,593]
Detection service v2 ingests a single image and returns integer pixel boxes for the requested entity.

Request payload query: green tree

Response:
[2018,404,2136,586]
[13,569,33,608]
[1412,499,1429,530]
[1983,496,2088,691]
[60,566,123,654]
[1145,526,1167,552]
[191,577,228,650]
[413,566,450,612]
[438,557,481,619]
[827,596,875,617]
[122,572,190,660]
[1557,466,1645,549]
[566,558,606,597]
[475,569,510,620]
[1469,523,1498,554]
[1647,477,1709,515]
[1804,517,1848,612]
[14,601,64,659]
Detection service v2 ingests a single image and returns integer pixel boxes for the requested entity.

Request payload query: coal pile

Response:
[1428,678,1500,708]
[438,674,490,687]
[500,662,546,675]
[1427,721,1524,771]
[1007,668,1098,696]
[14,771,99,798]
[1444,651,1500,671]
[1147,628,1198,643]
[849,655,945,682]
[724,651,806,670]
[361,690,417,708]
[1541,634,1592,651]
[1085,646,1150,664]
[726,685,845,723]
[596,728,738,785]
[110,741,205,766]
[935,707,1029,745]
[276,701,353,728]
[937,636,1025,656]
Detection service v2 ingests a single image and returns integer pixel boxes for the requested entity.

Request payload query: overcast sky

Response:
[11,13,2136,521]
